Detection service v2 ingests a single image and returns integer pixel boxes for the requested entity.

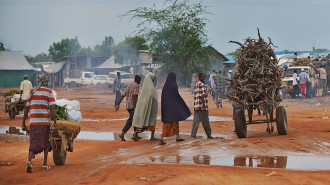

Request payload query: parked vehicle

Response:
[92,75,108,84]
[64,72,95,88]
[107,71,134,88]
[281,65,319,98]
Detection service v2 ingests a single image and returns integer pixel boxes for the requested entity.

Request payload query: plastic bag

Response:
[67,110,82,124]
[66,100,80,111]
[56,99,69,107]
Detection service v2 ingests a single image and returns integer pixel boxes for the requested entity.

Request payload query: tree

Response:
[93,36,115,57]
[48,37,81,60]
[76,47,94,56]
[124,0,211,85]
[0,43,5,51]
[113,36,149,65]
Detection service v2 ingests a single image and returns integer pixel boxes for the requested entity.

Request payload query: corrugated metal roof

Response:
[0,51,35,70]
[94,56,126,69]
[44,62,65,73]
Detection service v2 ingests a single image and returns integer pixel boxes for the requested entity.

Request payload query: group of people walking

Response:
[116,72,214,145]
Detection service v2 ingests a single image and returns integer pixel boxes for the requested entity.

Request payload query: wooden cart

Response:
[234,101,288,138]
[5,96,25,119]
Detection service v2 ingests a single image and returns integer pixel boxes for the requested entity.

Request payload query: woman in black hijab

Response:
[159,72,191,145]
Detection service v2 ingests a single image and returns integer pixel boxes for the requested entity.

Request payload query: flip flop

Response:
[119,134,126,141]
[176,138,185,142]
[27,161,32,173]
[159,140,166,145]
[43,165,51,170]
[131,137,139,141]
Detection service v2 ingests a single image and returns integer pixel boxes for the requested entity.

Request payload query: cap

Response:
[301,68,304,72]
[229,70,233,72]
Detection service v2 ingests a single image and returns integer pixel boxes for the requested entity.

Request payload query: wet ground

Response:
[0,85,329,184]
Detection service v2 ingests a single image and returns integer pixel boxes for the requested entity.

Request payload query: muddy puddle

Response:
[82,116,232,122]
[0,126,232,141]
[122,155,330,170]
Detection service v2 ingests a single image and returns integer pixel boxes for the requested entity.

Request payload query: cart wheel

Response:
[53,144,67,166]
[234,109,247,138]
[276,106,288,135]
[9,110,15,119]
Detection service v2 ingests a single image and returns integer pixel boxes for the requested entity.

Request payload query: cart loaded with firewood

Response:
[4,89,25,119]
[228,29,288,138]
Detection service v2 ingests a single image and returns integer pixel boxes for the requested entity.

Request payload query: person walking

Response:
[20,75,33,108]
[209,70,216,100]
[21,74,58,173]
[191,73,213,139]
[292,70,300,98]
[116,75,141,141]
[299,68,308,98]
[159,72,191,145]
[113,72,124,108]
[214,71,226,108]
[317,65,327,95]
[132,73,158,141]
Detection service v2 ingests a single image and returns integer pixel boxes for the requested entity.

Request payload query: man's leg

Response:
[200,110,212,138]
[215,90,219,108]
[27,150,33,173]
[120,109,134,141]
[115,91,121,107]
[43,148,49,167]
[191,111,201,138]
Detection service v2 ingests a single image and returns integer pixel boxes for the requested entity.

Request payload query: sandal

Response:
[159,140,166,145]
[119,133,126,141]
[176,138,185,142]
[131,133,139,141]
[43,165,51,170]
[27,161,32,173]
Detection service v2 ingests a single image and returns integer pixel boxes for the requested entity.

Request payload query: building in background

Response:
[0,51,36,87]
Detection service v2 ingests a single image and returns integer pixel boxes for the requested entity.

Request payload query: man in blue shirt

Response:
[299,68,308,98]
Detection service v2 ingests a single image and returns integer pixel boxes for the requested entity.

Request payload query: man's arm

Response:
[50,105,58,131]
[132,95,138,109]
[115,94,126,111]
[113,78,117,92]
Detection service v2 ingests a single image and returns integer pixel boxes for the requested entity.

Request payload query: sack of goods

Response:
[228,29,281,106]
[11,94,21,103]
[55,99,82,124]
[50,120,80,139]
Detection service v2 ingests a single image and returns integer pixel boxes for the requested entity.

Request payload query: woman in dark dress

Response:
[159,72,191,145]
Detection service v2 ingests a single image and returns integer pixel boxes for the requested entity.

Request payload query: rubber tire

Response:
[276,106,288,135]
[69,82,76,88]
[234,109,247,138]
[9,110,15,119]
[53,144,67,166]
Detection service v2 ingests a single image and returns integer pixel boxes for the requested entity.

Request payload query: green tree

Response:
[76,47,94,56]
[0,43,5,51]
[93,36,115,57]
[33,53,52,62]
[48,37,81,60]
[124,0,211,85]
[113,36,149,65]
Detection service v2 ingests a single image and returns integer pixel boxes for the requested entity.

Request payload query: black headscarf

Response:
[161,72,191,123]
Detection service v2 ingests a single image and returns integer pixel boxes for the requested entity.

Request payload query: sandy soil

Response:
[0,84,329,185]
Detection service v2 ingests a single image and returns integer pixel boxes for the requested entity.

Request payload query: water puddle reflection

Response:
[125,155,330,170]
[82,116,232,122]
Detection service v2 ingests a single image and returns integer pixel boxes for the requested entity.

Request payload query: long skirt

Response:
[136,126,155,133]
[162,122,179,137]
[29,125,50,154]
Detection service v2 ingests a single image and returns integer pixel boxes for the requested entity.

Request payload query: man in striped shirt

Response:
[22,74,58,173]
[191,73,213,139]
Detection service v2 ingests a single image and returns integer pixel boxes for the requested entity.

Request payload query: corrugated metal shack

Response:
[0,51,35,87]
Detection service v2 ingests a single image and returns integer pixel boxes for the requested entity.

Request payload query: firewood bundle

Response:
[228,29,281,106]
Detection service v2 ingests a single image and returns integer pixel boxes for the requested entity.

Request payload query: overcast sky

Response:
[1,0,329,56]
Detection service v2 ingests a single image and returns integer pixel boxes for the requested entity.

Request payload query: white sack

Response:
[66,100,80,111]
[67,110,82,124]
[56,99,69,107]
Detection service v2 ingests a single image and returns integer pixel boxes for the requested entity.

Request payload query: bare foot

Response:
[119,133,126,141]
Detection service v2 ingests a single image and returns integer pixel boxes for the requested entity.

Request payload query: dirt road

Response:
[0,84,329,184]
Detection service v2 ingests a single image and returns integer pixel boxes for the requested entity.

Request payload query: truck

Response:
[281,64,319,98]
[64,72,95,88]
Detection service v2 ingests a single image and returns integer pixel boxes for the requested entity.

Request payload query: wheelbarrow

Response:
[5,96,25,119]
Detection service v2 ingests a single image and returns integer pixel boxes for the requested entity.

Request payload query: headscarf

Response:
[132,73,158,128]
[161,72,191,123]
[29,73,49,99]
